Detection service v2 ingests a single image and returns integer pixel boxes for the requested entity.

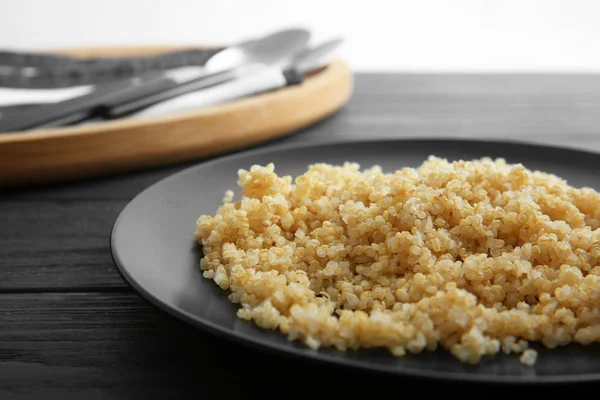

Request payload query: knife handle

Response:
[0,72,172,133]
[128,66,302,119]
[0,67,227,133]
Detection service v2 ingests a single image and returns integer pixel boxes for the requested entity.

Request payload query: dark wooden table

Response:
[2,73,600,398]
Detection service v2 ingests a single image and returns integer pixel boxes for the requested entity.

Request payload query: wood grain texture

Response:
[3,73,600,395]
[282,73,600,151]
[0,292,579,397]
[0,200,127,291]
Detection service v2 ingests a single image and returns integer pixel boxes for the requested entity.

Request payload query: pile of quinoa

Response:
[195,157,600,366]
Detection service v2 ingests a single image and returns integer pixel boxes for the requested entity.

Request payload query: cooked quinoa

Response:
[195,157,600,365]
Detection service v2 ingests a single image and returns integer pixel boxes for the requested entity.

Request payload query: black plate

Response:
[110,138,600,384]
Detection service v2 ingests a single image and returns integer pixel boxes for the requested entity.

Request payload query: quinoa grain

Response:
[195,158,600,365]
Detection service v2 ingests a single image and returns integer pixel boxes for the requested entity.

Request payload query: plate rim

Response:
[110,137,600,384]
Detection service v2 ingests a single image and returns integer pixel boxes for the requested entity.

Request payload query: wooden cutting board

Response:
[0,47,353,189]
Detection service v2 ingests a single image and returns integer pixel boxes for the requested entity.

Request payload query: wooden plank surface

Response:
[0,292,586,397]
[2,73,600,395]
[0,200,127,291]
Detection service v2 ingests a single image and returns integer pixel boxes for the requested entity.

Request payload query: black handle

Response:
[0,65,248,133]
[0,72,176,133]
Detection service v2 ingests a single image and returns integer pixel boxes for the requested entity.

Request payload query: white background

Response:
[1,0,600,72]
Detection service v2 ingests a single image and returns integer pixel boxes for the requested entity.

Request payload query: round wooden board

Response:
[0,47,353,188]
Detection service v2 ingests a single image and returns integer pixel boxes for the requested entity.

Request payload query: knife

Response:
[0,64,250,132]
[127,38,345,120]
[0,29,311,133]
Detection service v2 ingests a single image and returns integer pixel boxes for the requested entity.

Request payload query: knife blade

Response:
[127,38,345,120]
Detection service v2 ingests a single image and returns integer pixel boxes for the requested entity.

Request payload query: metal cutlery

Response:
[0,28,311,133]
[129,38,345,120]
